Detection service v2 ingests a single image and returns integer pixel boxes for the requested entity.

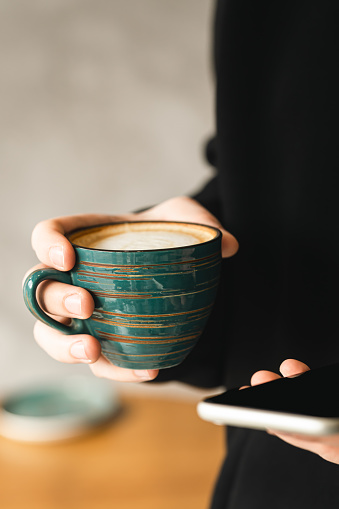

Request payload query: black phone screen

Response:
[206,363,339,418]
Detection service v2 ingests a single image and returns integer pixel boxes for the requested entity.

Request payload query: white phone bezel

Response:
[197,399,339,436]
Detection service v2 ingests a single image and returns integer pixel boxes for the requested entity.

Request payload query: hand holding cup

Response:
[23,197,238,382]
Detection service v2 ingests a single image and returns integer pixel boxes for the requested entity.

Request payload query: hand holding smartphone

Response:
[197,363,339,436]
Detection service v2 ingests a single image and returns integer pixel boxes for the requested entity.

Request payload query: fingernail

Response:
[133,370,153,380]
[70,341,90,362]
[64,294,82,315]
[49,246,64,269]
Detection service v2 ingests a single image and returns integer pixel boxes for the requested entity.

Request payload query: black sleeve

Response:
[191,137,223,221]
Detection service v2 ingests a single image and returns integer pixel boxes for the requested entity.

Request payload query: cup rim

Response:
[67,220,222,253]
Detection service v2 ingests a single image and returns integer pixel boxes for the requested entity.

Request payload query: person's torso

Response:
[213,0,339,387]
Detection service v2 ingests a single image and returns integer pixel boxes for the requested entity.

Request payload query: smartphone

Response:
[197,363,339,436]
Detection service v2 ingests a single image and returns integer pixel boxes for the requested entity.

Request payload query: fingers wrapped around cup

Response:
[24,221,222,370]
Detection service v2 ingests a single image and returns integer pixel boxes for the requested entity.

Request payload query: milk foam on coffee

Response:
[69,222,217,251]
[92,230,200,250]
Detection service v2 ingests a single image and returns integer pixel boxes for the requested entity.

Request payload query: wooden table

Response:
[0,394,225,509]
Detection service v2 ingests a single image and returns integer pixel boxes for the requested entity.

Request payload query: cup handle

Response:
[23,268,88,335]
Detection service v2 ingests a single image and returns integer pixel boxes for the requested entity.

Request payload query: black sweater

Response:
[156,1,339,507]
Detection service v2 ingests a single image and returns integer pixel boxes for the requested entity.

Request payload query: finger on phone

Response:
[279,359,310,378]
[251,370,281,386]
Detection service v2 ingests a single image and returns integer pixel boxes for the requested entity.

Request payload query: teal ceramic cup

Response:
[23,221,222,370]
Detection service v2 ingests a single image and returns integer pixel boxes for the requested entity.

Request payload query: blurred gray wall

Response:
[0,0,215,392]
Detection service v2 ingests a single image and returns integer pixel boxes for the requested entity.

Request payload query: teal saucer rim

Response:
[0,376,120,443]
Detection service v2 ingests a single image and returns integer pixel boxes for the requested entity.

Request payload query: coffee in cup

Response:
[69,221,214,251]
